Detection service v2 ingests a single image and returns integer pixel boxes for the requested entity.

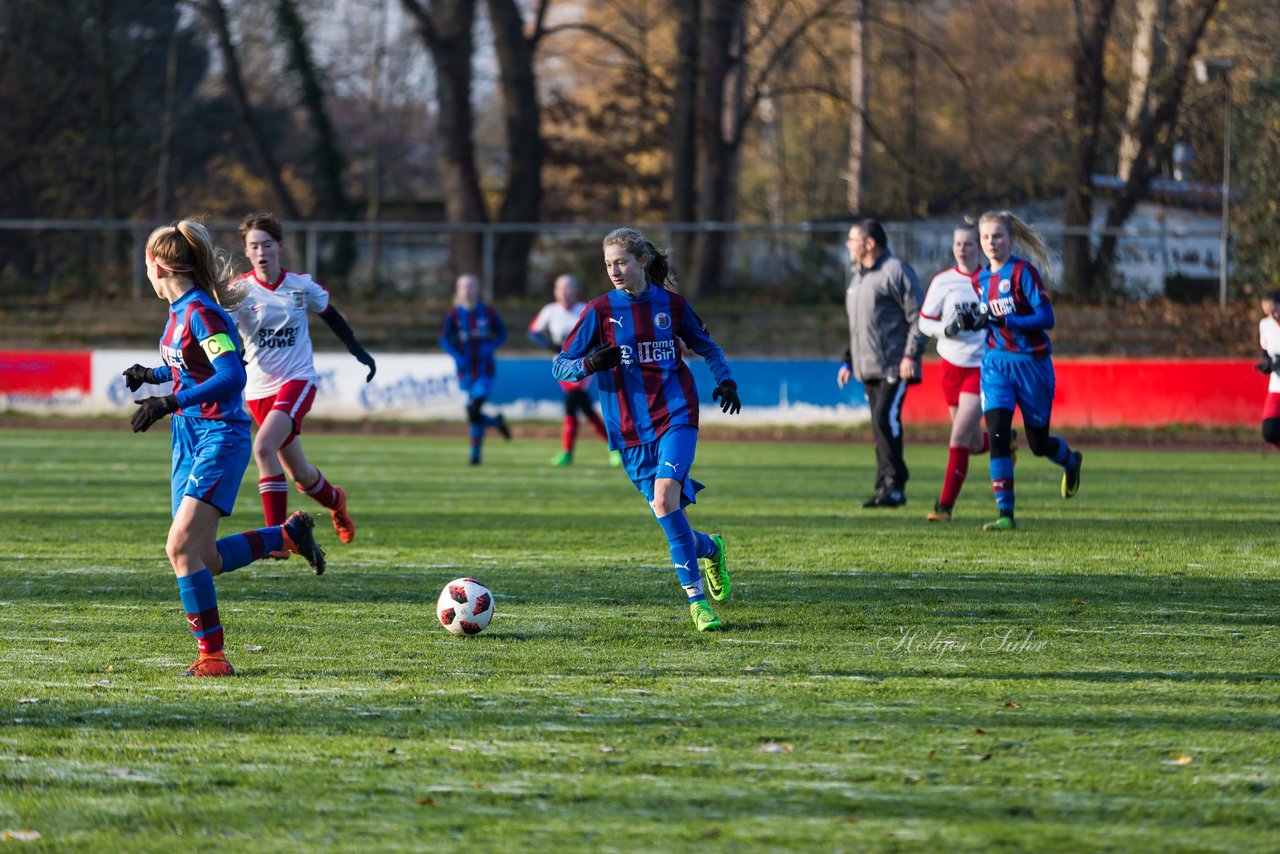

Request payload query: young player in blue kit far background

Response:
[123,219,327,677]
[553,227,741,632]
[440,273,511,465]
[957,210,1083,531]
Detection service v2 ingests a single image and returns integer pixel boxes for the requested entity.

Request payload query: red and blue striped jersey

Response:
[553,285,733,449]
[153,288,249,422]
[977,256,1054,358]
[440,303,507,380]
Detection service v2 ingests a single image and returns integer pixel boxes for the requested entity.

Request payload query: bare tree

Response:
[1116,0,1168,181]
[670,0,700,273]
[486,0,550,297]
[1061,0,1118,296]
[196,0,301,219]
[846,0,867,215]
[401,0,487,277]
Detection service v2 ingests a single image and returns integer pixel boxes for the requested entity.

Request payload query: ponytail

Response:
[147,219,242,308]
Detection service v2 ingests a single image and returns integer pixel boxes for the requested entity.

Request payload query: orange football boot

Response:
[184,651,235,677]
[329,486,355,544]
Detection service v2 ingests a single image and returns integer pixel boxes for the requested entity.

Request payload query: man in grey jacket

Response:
[837,219,927,508]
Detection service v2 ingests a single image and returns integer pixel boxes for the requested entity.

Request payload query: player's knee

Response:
[466,399,484,425]
[1025,428,1056,457]
[1262,419,1280,446]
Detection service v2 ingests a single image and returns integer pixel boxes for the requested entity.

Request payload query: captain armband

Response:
[200,332,239,360]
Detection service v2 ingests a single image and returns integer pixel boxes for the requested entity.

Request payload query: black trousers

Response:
[864,378,909,492]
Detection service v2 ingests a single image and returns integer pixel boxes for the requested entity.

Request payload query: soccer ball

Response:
[436,577,494,636]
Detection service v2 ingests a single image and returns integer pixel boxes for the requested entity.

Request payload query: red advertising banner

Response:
[904,358,1262,427]
[0,350,92,395]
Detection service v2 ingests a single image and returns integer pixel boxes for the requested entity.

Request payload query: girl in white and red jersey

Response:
[917,222,990,522]
[1253,289,1280,448]
[528,273,620,467]
[232,212,377,549]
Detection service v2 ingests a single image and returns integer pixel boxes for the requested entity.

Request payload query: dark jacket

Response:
[842,249,927,382]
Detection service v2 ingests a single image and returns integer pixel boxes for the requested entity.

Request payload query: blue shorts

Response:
[458,374,493,402]
[620,424,705,508]
[170,417,252,517]
[980,351,1055,428]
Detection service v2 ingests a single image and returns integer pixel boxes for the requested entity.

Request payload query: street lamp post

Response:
[1196,58,1234,310]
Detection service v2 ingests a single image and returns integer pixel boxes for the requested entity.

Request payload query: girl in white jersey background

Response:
[1252,289,1280,448]
[917,222,991,522]
[233,212,377,551]
[527,273,620,467]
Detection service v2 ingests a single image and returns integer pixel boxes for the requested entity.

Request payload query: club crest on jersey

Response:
[999,278,1012,294]
[654,311,671,331]
[292,292,305,308]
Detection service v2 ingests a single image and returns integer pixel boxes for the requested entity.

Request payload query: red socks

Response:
[939,447,970,508]
[300,469,340,510]
[258,474,288,527]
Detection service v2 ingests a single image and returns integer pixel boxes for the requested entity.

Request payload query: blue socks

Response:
[655,509,702,597]
[215,527,286,574]
[990,456,1015,513]
[177,568,223,654]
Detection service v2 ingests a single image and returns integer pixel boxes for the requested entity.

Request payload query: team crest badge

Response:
[999,278,1012,294]
[654,311,671,331]
[292,292,305,308]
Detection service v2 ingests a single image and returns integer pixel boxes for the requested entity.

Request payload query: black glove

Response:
[122,364,159,392]
[943,320,962,338]
[955,303,988,332]
[713,380,741,415]
[1255,353,1275,374]
[977,303,1004,328]
[131,395,179,433]
[583,346,622,374]
[351,344,377,382]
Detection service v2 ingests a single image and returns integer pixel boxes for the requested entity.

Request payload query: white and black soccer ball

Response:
[436,577,494,636]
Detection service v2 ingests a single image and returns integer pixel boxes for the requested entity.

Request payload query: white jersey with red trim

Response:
[917,266,985,368]
[529,300,588,347]
[231,269,330,399]
[1260,317,1280,393]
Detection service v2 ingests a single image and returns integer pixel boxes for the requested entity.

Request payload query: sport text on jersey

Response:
[257,326,299,349]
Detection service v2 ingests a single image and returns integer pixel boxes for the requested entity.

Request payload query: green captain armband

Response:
[200,332,238,360]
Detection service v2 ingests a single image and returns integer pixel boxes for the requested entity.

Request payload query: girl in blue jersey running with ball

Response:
[553,227,741,632]
[964,210,1083,531]
[123,219,327,677]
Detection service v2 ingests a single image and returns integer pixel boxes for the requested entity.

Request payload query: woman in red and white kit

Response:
[528,274,621,467]
[1254,289,1280,448]
[917,222,990,522]
[233,212,376,550]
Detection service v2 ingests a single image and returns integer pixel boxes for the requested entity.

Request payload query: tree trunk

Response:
[486,0,544,299]
[1062,0,1116,297]
[670,0,700,277]
[1117,0,1167,181]
[1094,0,1223,289]
[692,0,747,298]
[847,0,868,215]
[275,0,356,275]
[402,0,487,279]
[198,0,300,220]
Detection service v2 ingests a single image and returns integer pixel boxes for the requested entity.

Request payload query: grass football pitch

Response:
[1,427,1277,852]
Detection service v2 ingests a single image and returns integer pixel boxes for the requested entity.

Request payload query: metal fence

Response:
[0,218,1228,304]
